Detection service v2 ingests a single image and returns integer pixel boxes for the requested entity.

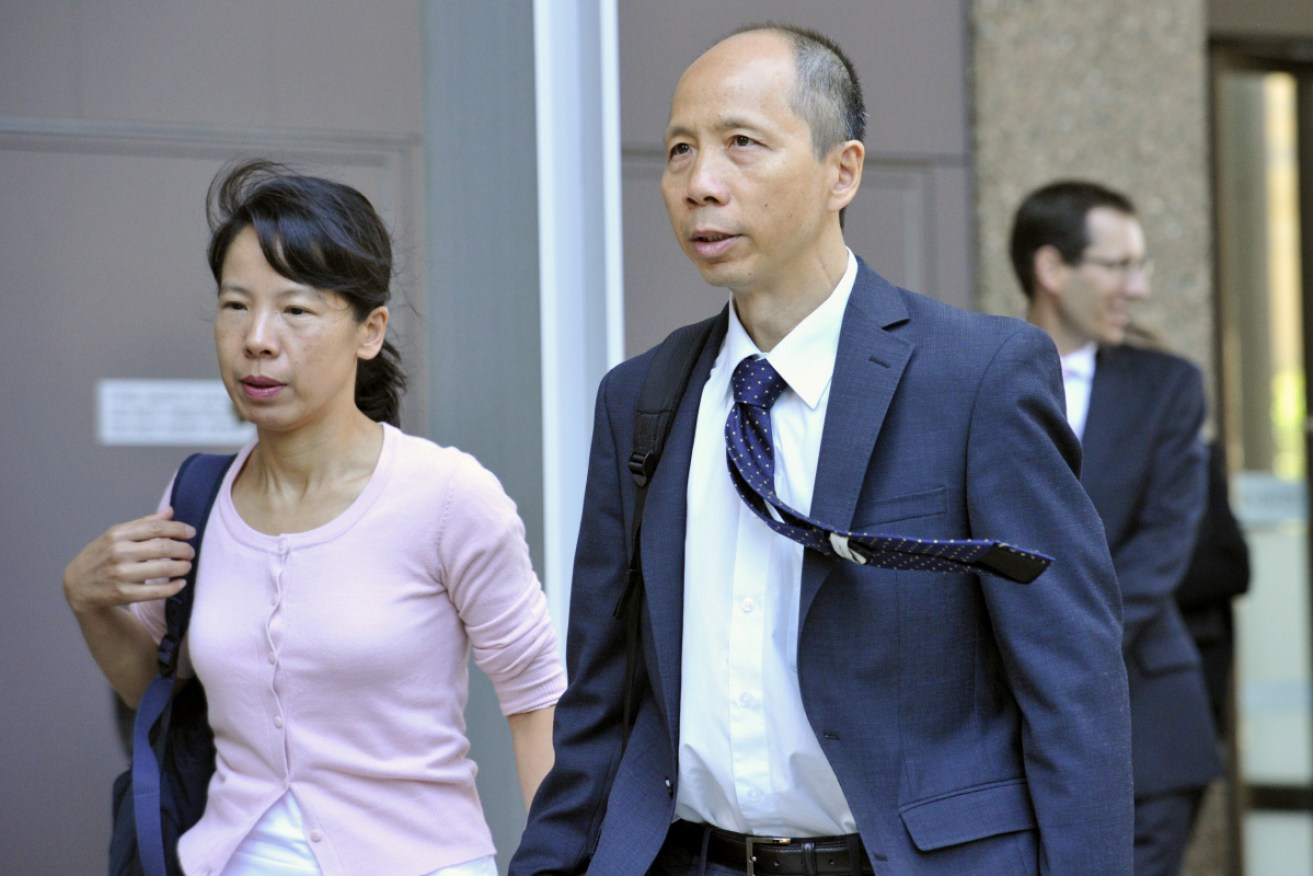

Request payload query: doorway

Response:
[1212,40,1313,874]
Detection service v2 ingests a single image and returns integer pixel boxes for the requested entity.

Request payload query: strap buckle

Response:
[156,633,179,675]
[744,836,793,876]
[628,450,657,487]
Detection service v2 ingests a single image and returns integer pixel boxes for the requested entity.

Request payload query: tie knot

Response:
[732,355,789,409]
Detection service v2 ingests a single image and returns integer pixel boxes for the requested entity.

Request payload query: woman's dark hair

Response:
[206,159,406,425]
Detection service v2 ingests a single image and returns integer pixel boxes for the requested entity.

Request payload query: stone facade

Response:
[969,0,1214,394]
[969,4,1230,874]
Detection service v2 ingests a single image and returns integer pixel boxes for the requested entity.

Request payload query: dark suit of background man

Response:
[1011,180,1221,876]
[513,25,1132,876]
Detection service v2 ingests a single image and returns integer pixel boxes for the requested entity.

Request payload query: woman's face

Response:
[214,225,386,435]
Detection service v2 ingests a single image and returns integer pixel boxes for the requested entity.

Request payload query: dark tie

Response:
[725,355,1051,583]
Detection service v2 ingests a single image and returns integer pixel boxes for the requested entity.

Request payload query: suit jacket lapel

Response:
[801,261,913,621]
[640,309,728,738]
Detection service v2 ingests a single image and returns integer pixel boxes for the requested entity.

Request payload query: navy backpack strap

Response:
[613,313,720,745]
[132,452,234,876]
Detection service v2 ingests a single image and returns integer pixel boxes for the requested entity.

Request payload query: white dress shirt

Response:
[676,249,859,837]
[1059,342,1098,441]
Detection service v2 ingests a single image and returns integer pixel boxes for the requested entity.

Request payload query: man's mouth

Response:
[690,230,739,258]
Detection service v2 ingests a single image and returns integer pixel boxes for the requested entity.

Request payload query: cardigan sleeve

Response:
[436,454,566,716]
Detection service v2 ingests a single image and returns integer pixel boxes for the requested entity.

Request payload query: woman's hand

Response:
[63,509,198,707]
[64,509,196,614]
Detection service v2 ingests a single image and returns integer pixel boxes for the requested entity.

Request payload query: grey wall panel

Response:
[0,134,419,873]
[0,3,424,134]
[422,3,542,871]
[617,1,968,158]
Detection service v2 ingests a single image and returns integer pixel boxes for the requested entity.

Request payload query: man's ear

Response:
[1033,245,1069,296]
[827,140,865,213]
[357,306,389,361]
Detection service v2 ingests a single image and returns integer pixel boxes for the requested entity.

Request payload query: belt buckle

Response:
[744,835,792,876]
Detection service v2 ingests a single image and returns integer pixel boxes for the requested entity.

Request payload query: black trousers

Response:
[1133,788,1206,876]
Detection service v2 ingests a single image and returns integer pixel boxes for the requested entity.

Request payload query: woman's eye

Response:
[732,135,754,147]
[286,306,310,317]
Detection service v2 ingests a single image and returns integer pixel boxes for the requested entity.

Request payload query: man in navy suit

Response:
[513,26,1132,875]
[1011,180,1219,876]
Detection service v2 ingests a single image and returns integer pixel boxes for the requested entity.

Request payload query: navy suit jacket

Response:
[1080,345,1221,797]
[512,261,1133,875]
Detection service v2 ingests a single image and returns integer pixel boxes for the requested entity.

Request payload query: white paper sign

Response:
[97,379,256,447]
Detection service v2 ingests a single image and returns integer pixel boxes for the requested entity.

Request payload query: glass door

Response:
[1213,49,1313,874]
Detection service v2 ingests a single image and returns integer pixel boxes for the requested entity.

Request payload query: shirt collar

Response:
[1060,342,1098,382]
[722,249,858,410]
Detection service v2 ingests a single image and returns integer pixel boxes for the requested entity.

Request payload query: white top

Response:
[677,249,860,836]
[1060,342,1098,440]
[219,795,495,876]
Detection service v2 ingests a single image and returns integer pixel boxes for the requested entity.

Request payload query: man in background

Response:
[1012,180,1221,876]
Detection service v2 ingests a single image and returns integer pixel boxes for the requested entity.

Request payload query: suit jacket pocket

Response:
[854,485,947,528]
[1132,625,1203,677]
[899,778,1036,852]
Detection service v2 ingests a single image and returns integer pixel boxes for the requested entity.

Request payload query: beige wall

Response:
[970,0,1213,389]
[1210,0,1313,40]
[970,4,1230,873]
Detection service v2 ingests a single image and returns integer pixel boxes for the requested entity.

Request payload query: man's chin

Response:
[689,260,743,291]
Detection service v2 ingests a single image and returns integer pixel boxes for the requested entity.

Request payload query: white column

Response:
[534,0,625,655]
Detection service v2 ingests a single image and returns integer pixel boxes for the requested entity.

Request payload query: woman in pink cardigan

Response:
[64,160,565,876]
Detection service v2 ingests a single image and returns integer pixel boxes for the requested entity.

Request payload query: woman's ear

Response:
[357,306,389,361]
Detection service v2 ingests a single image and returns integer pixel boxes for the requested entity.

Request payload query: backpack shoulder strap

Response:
[158,453,237,676]
[614,314,719,744]
[626,315,721,489]
[133,452,234,876]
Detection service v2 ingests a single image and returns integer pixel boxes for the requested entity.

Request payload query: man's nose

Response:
[685,152,729,205]
[1125,270,1150,300]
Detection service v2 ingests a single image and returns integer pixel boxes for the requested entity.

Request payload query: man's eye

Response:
[731,135,754,147]
[286,306,310,317]
[669,143,691,159]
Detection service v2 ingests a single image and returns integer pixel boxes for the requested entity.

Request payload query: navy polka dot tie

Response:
[726,355,1051,583]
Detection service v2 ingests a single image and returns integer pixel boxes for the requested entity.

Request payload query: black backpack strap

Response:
[133,452,234,876]
[613,315,719,745]
[157,453,236,675]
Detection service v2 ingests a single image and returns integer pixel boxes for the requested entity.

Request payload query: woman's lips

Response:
[240,376,285,401]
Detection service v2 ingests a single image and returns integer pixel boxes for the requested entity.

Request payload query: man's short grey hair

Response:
[734,23,867,158]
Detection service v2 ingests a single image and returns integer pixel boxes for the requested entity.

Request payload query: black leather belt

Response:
[669,820,875,875]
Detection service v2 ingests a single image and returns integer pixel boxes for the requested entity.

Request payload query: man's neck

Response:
[1026,305,1086,357]
[733,244,849,352]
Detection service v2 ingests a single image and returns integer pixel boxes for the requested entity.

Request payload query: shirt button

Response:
[278,537,291,555]
[747,789,763,803]
[274,715,283,729]
[268,651,277,664]
[309,829,322,843]
[741,598,756,613]
[738,692,753,707]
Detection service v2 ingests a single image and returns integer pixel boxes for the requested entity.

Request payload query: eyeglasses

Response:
[1077,255,1154,281]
